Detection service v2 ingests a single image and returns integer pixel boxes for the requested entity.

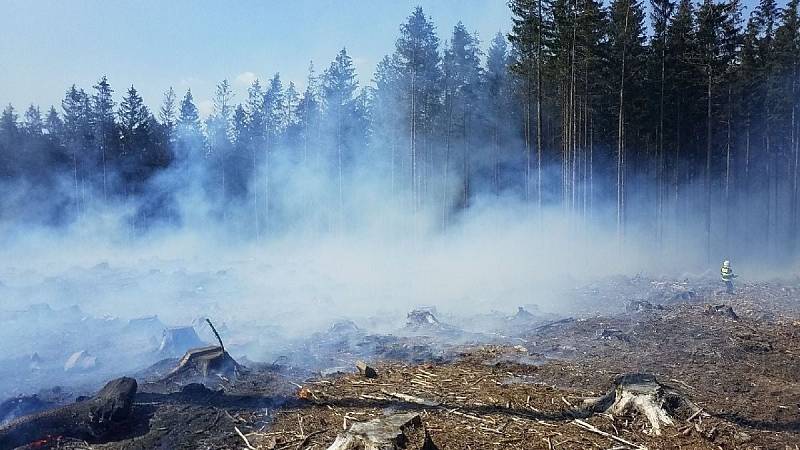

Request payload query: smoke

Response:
[0,139,666,397]
[2,48,791,407]
[0,95,770,397]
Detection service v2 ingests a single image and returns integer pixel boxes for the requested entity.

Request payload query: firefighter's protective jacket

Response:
[721,265,734,281]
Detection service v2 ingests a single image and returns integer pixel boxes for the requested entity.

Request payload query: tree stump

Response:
[165,346,242,383]
[583,373,698,436]
[356,361,378,379]
[326,413,436,450]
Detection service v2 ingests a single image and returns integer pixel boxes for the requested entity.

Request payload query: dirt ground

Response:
[5,277,800,449]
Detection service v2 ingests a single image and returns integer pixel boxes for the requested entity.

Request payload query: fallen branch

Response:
[380,390,440,407]
[297,428,328,449]
[235,426,256,450]
[572,419,647,450]
[686,408,703,423]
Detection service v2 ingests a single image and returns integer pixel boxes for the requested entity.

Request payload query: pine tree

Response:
[119,86,150,145]
[246,79,265,239]
[297,63,323,228]
[207,79,234,216]
[575,0,606,220]
[396,6,442,219]
[177,89,202,157]
[229,104,250,200]
[118,85,152,192]
[749,0,780,258]
[159,87,178,145]
[0,105,19,176]
[284,81,300,148]
[509,0,552,209]
[323,48,359,228]
[262,73,284,232]
[62,85,93,214]
[649,0,675,243]
[486,32,515,195]
[44,106,63,138]
[92,76,115,201]
[444,23,483,210]
[608,0,647,239]
[297,64,322,167]
[666,0,698,229]
[776,0,800,248]
[371,54,404,197]
[23,105,44,136]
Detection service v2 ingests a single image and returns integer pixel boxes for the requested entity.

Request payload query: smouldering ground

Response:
[6,277,800,449]
[233,280,800,449]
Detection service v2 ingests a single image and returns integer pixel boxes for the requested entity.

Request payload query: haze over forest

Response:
[0,0,799,272]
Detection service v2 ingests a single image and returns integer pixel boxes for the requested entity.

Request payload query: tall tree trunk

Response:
[589,109,594,220]
[101,138,107,203]
[72,147,79,218]
[657,36,666,250]
[221,146,226,222]
[791,62,798,256]
[264,139,270,235]
[536,0,544,214]
[525,74,532,207]
[442,83,452,231]
[463,102,470,209]
[493,114,499,195]
[725,85,732,248]
[337,109,343,232]
[252,146,259,241]
[674,98,681,240]
[570,19,577,216]
[617,2,630,242]
[766,121,772,262]
[410,69,417,232]
[705,66,712,265]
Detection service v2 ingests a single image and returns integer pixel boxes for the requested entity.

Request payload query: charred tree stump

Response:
[356,361,378,379]
[582,373,698,436]
[165,346,242,383]
[326,413,436,450]
[0,377,137,448]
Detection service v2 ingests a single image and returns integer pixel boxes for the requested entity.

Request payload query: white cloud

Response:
[235,71,258,87]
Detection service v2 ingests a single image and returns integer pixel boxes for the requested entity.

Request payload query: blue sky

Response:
[1,0,771,118]
[0,0,510,117]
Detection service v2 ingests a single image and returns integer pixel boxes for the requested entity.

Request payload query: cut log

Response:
[582,373,698,436]
[0,395,52,426]
[0,377,137,448]
[165,346,242,382]
[326,413,436,450]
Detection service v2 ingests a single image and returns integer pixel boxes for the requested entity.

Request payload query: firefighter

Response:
[720,260,737,294]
